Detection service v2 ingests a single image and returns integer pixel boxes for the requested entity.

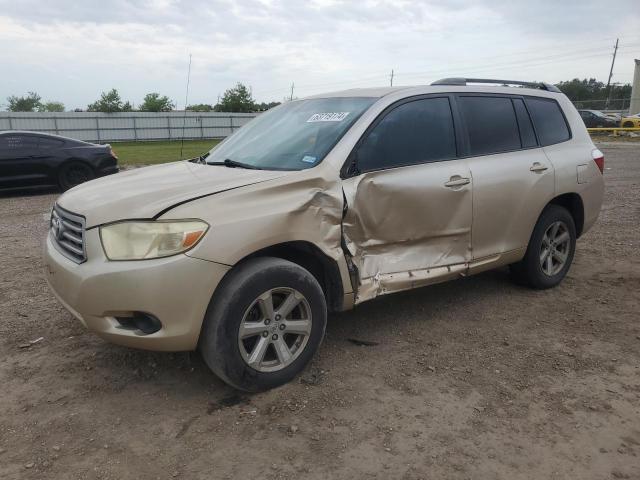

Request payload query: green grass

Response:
[110,139,221,166]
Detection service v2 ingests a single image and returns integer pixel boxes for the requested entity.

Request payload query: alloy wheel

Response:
[238,287,312,372]
[539,220,570,276]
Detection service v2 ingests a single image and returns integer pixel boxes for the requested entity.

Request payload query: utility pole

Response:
[290,82,295,101]
[605,38,619,110]
[390,69,394,87]
[180,53,192,160]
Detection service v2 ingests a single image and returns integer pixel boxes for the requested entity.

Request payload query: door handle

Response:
[530,162,548,172]
[444,176,471,188]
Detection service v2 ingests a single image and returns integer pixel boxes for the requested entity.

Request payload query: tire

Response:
[58,162,95,191]
[622,121,634,128]
[199,257,327,392]
[510,205,576,289]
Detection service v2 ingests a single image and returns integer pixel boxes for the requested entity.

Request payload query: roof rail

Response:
[431,77,562,93]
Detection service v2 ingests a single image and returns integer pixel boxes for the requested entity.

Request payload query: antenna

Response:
[290,82,295,101]
[180,53,192,159]
[390,69,394,87]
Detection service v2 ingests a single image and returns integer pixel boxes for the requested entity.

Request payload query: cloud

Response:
[1,0,639,109]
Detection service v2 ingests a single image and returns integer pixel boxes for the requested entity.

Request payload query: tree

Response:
[7,92,42,112]
[556,78,632,109]
[214,83,255,112]
[140,92,174,112]
[39,101,65,112]
[87,89,133,113]
[186,103,214,112]
[254,101,281,111]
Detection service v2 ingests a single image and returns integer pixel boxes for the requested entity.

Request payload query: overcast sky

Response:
[1,0,639,110]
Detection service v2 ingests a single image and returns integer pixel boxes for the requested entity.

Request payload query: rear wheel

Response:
[510,205,576,289]
[622,121,634,128]
[199,257,327,392]
[58,162,94,191]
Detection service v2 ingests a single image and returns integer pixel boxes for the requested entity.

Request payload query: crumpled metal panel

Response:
[163,170,353,297]
[341,161,473,303]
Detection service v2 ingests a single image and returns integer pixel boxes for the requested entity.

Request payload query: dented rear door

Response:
[341,96,472,302]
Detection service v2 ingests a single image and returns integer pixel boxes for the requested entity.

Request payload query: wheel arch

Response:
[58,157,95,169]
[547,192,585,238]
[233,241,345,313]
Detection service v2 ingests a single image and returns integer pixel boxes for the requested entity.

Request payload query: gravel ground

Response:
[0,143,639,480]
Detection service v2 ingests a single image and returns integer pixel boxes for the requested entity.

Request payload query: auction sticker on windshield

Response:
[307,112,350,122]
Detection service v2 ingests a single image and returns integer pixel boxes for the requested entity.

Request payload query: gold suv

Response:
[44,78,604,391]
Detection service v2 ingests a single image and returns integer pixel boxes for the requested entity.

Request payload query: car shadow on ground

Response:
[77,266,517,400]
[0,185,60,198]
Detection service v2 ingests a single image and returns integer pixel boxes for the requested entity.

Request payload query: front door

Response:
[341,96,472,303]
[0,134,41,188]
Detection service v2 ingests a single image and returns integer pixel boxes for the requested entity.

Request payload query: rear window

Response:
[458,96,521,156]
[525,98,571,146]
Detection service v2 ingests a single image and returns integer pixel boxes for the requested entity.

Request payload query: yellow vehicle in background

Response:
[620,113,640,128]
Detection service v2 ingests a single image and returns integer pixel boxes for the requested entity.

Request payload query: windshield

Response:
[206,97,376,170]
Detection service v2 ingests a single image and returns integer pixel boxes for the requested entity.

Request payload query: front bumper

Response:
[44,228,229,351]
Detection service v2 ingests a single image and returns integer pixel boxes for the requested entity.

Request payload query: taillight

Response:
[110,147,118,159]
[592,148,604,174]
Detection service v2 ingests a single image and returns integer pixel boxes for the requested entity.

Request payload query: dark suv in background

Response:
[0,131,118,190]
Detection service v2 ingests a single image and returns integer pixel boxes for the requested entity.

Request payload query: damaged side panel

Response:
[341,160,473,303]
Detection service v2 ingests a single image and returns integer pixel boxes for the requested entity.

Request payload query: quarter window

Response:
[525,97,571,146]
[356,97,456,172]
[458,96,521,156]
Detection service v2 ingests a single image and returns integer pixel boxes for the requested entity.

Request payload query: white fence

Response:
[0,112,258,143]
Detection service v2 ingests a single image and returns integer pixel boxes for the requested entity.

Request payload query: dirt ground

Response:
[1,143,639,480]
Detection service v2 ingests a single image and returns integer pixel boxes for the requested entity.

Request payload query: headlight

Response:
[100,220,209,260]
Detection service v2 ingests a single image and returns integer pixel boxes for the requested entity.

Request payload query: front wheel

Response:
[510,205,576,289]
[199,257,327,392]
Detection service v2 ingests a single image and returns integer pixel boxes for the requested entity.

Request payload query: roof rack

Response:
[431,77,562,93]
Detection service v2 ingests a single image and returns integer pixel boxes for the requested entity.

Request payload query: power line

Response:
[252,38,640,100]
[179,53,192,160]
[397,43,640,82]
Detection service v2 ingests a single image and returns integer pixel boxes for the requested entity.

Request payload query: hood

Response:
[57,161,291,228]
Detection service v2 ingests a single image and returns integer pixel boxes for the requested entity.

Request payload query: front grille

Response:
[50,205,87,263]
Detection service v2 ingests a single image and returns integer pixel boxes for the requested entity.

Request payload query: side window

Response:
[2,136,25,149]
[525,97,571,146]
[457,96,521,156]
[512,98,537,148]
[356,97,456,172]
[38,137,65,148]
[23,137,40,149]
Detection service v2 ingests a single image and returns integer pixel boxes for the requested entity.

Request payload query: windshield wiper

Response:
[207,158,262,170]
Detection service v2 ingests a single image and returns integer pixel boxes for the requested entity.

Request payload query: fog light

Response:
[115,312,162,335]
